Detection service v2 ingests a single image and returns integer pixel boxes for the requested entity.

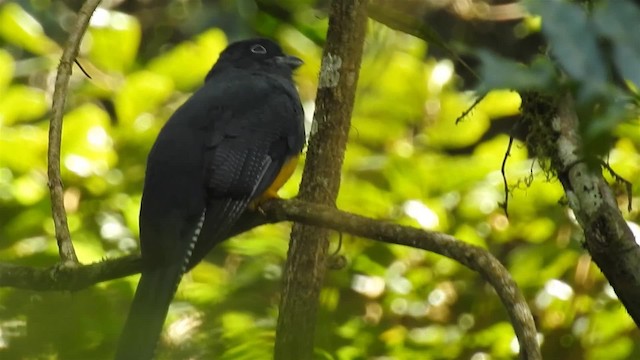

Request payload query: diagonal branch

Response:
[0,198,541,359]
[269,200,541,360]
[47,0,103,264]
[528,93,640,326]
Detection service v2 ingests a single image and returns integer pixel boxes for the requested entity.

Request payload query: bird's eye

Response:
[250,44,267,54]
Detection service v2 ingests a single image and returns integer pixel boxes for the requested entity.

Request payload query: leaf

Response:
[476,50,556,92]
[0,49,14,93]
[87,9,141,72]
[593,0,640,89]
[114,70,174,125]
[0,85,47,125]
[526,0,608,96]
[0,124,48,173]
[12,173,47,205]
[581,93,630,156]
[0,3,58,55]
[425,92,491,147]
[60,103,116,180]
[148,28,227,90]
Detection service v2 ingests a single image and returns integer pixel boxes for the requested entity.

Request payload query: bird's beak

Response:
[277,55,304,69]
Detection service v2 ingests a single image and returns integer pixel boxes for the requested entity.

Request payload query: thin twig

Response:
[331,231,343,256]
[48,0,102,264]
[601,160,633,212]
[500,135,515,217]
[74,59,93,79]
[456,93,486,124]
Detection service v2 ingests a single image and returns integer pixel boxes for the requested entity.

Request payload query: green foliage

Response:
[0,3,58,55]
[529,0,608,98]
[0,1,639,360]
[87,9,141,73]
[479,0,640,157]
[476,52,557,93]
[148,29,228,91]
[592,1,640,92]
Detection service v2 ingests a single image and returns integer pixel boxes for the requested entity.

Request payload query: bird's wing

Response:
[186,80,304,267]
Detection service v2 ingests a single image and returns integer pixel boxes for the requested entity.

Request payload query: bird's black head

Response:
[206,38,303,81]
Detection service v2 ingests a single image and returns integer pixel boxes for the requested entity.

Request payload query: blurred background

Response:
[0,0,639,359]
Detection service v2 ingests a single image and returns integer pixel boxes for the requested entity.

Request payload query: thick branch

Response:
[545,94,640,325]
[0,199,540,359]
[48,0,102,264]
[274,1,369,359]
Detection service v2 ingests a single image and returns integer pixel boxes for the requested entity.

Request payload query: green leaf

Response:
[87,9,141,72]
[12,173,47,205]
[476,51,556,92]
[425,92,491,148]
[526,0,607,98]
[0,3,58,54]
[115,70,174,125]
[0,49,14,93]
[476,90,521,119]
[0,85,48,125]
[148,28,227,90]
[60,103,116,179]
[581,94,630,156]
[0,125,48,172]
[593,0,640,89]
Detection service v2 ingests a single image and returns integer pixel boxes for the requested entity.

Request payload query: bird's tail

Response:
[114,264,182,360]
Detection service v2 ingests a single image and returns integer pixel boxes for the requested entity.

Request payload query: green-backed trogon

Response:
[114,38,305,360]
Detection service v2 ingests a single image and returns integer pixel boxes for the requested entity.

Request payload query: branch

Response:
[47,0,103,264]
[274,1,369,359]
[537,94,640,326]
[269,200,541,360]
[0,199,541,359]
[0,256,141,292]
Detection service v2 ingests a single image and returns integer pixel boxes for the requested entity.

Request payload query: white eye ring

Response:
[250,44,267,54]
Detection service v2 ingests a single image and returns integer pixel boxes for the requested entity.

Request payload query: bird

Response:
[114,38,305,360]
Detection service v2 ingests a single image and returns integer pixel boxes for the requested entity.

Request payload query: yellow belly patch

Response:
[250,155,299,208]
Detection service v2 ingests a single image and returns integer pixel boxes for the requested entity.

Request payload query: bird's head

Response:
[207,38,303,80]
